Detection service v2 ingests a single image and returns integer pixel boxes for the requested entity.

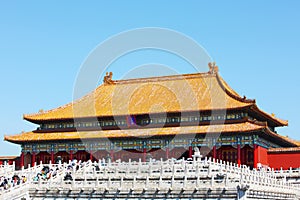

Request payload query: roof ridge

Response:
[111,71,214,85]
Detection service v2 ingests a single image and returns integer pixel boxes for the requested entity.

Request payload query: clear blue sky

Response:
[0,1,300,156]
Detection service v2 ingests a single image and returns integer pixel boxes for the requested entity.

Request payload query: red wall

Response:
[257,146,268,166]
[268,152,300,170]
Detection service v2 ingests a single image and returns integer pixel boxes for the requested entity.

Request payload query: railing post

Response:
[120,176,123,189]
[58,160,62,168]
[160,163,164,176]
[195,175,200,189]
[240,173,243,184]
[145,176,149,190]
[133,176,137,189]
[114,165,118,177]
[38,177,42,188]
[208,164,212,177]
[172,164,176,177]
[148,163,152,176]
[158,175,162,189]
[184,162,188,176]
[107,176,111,189]
[71,178,75,189]
[211,175,214,187]
[196,163,200,176]
[95,176,99,187]
[182,176,187,190]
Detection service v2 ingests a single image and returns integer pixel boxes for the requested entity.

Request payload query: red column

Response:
[40,153,44,164]
[31,152,36,166]
[218,148,222,160]
[188,146,193,158]
[110,150,114,162]
[89,150,93,161]
[237,144,241,166]
[143,148,147,162]
[241,148,245,164]
[169,149,173,158]
[70,150,73,161]
[51,151,54,164]
[20,152,24,167]
[213,146,217,159]
[253,144,258,168]
[166,147,169,159]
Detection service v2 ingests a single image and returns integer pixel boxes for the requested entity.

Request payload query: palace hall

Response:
[4,63,300,169]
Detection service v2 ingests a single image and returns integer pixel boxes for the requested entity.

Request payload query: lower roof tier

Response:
[4,120,297,147]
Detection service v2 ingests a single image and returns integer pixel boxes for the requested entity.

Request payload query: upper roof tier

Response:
[23,65,287,126]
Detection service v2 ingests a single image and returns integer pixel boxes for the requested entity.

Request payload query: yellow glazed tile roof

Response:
[24,72,253,120]
[22,70,287,126]
[4,121,271,143]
